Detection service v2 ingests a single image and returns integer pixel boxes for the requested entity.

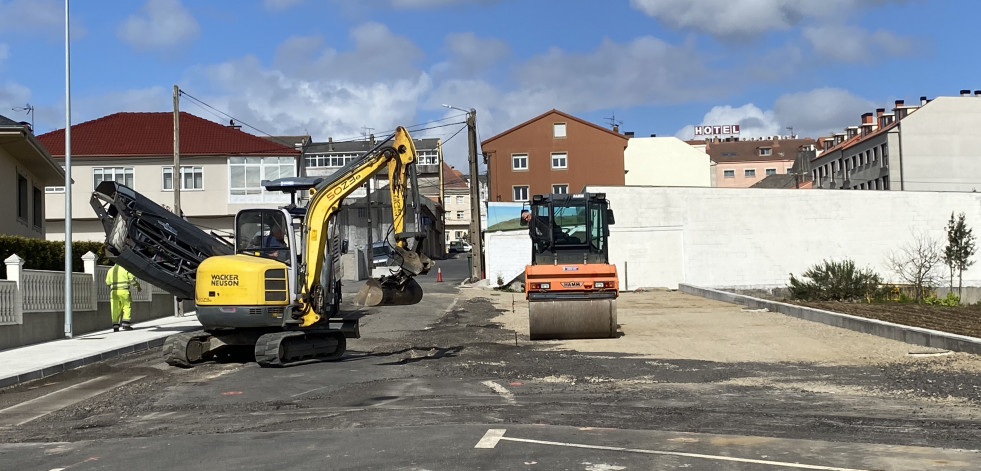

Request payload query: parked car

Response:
[371,241,395,265]
[448,240,472,253]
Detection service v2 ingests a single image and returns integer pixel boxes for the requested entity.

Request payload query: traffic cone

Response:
[437,267,443,282]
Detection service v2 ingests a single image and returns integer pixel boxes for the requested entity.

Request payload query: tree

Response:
[887,231,944,303]
[943,212,977,296]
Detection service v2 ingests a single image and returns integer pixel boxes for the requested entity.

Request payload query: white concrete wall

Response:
[624,137,711,187]
[581,185,981,290]
[484,230,532,286]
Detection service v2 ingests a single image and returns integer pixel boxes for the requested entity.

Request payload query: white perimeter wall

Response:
[624,137,711,187]
[485,185,981,290]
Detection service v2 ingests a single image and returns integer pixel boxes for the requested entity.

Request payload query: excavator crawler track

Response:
[163,330,214,368]
[254,330,347,367]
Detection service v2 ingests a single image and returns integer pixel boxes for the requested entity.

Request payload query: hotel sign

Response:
[694,124,740,136]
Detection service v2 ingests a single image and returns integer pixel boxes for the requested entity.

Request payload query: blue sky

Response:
[0,0,976,170]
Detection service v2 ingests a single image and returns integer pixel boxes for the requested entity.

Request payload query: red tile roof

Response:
[443,162,468,189]
[37,112,298,157]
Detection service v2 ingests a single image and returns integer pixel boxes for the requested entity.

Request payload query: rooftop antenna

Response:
[12,103,34,130]
[786,126,794,139]
[604,112,623,130]
[361,126,374,141]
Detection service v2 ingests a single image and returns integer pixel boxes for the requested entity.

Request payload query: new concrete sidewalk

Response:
[0,314,203,390]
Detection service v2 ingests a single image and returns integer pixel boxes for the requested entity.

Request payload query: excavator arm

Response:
[296,126,433,327]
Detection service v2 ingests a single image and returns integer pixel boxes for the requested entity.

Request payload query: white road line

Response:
[0,375,145,426]
[475,429,871,471]
[481,380,516,405]
[475,428,507,448]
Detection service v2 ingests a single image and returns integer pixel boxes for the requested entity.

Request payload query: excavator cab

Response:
[524,192,619,340]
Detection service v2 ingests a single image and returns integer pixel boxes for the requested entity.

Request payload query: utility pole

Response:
[465,109,483,280]
[172,85,184,317]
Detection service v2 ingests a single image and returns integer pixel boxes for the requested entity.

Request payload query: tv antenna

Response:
[12,103,34,130]
[604,112,623,130]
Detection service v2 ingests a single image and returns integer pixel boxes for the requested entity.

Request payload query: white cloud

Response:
[0,0,65,39]
[264,0,304,10]
[675,87,877,140]
[441,32,509,76]
[773,87,875,137]
[513,37,721,111]
[118,0,200,51]
[630,0,827,38]
[802,24,915,63]
[273,23,422,82]
[189,54,431,146]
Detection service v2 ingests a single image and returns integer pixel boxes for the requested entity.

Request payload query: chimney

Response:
[624,131,634,138]
[18,121,32,134]
[650,134,656,137]
[370,133,375,145]
[894,100,906,121]
[861,112,874,125]
[961,89,971,97]
[328,137,333,151]
[875,108,885,118]
[920,96,928,105]
[612,124,619,133]
[228,119,241,131]
[975,90,981,96]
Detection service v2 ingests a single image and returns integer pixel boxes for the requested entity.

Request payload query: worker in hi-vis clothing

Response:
[105,264,141,332]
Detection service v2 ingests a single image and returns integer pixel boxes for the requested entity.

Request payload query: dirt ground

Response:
[477,288,981,368]
[790,300,981,338]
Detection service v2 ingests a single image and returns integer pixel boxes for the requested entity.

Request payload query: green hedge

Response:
[1,235,111,275]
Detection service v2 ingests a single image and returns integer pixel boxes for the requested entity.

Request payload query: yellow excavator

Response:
[91,127,432,367]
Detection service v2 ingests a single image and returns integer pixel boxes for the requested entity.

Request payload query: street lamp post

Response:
[443,105,483,281]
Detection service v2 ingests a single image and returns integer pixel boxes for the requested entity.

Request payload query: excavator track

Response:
[162,331,214,368]
[254,330,347,367]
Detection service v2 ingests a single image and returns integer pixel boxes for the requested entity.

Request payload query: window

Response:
[305,152,359,168]
[455,231,463,238]
[553,123,567,138]
[418,149,439,165]
[45,186,65,193]
[723,169,735,178]
[513,185,529,201]
[765,168,777,176]
[551,152,568,169]
[163,166,203,190]
[93,167,134,189]
[17,173,28,221]
[229,156,295,202]
[759,147,771,156]
[744,169,756,177]
[456,211,464,220]
[552,184,568,194]
[512,153,528,170]
[455,196,464,204]
[32,186,42,229]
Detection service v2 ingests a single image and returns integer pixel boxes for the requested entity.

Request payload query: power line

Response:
[177,88,277,138]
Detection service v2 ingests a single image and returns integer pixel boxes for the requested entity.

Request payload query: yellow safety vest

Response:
[105,265,140,291]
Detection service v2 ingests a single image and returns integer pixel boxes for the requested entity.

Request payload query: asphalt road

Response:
[1,254,979,470]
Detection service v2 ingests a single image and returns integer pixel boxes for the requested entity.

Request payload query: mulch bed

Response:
[793,301,981,339]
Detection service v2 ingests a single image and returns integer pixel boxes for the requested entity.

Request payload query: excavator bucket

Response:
[356,276,424,306]
[391,245,434,276]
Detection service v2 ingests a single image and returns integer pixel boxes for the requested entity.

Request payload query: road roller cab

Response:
[522,192,619,340]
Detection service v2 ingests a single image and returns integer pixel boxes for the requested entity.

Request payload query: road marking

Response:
[475,428,507,448]
[481,380,516,404]
[0,375,145,426]
[474,428,871,471]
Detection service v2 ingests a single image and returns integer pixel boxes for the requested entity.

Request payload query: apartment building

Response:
[0,116,65,239]
[692,136,816,188]
[811,91,981,192]
[39,112,300,242]
[482,109,628,202]
[442,164,471,244]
